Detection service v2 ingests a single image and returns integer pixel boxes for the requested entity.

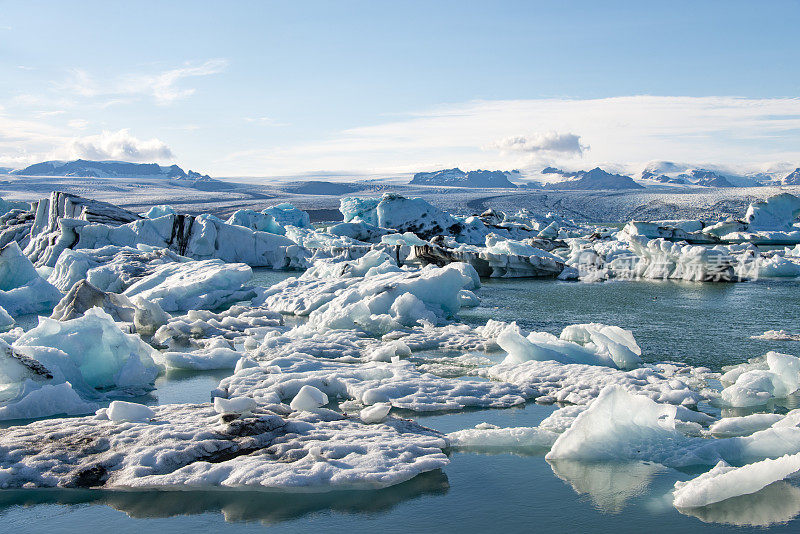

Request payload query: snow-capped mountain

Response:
[410,168,518,188]
[537,167,644,190]
[12,160,213,181]
[640,161,767,187]
[784,168,800,185]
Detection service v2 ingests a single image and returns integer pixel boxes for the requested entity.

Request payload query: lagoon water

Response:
[3,275,800,532]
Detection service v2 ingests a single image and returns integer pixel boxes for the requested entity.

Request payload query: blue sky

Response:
[1,0,799,177]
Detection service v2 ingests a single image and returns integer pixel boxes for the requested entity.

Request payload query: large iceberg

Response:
[339,193,490,244]
[24,192,308,269]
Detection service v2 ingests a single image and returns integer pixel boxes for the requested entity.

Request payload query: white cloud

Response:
[58,129,174,162]
[487,132,586,156]
[219,96,800,175]
[61,59,228,105]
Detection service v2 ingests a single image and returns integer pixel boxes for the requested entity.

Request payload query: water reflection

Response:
[548,460,665,514]
[0,469,449,525]
[677,480,800,527]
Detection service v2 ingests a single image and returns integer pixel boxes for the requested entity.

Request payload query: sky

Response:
[1,0,799,178]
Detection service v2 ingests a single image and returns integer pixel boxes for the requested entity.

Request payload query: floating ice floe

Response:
[218,355,536,412]
[446,422,558,451]
[47,245,261,313]
[709,413,784,437]
[256,259,475,335]
[0,402,449,490]
[226,209,286,235]
[718,351,800,407]
[121,259,255,312]
[544,386,800,469]
[673,455,800,509]
[495,321,642,369]
[751,329,800,341]
[152,305,283,351]
[484,360,710,406]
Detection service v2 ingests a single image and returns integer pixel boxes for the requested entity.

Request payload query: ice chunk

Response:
[560,323,642,369]
[744,193,800,231]
[381,232,428,247]
[340,193,489,244]
[546,386,687,463]
[369,341,411,362]
[0,242,63,316]
[213,396,256,416]
[709,413,784,437]
[290,384,329,411]
[720,351,800,407]
[458,289,480,307]
[122,259,255,312]
[226,209,285,235]
[50,279,136,322]
[107,400,155,423]
[673,454,800,508]
[160,347,242,370]
[143,205,177,219]
[14,307,160,392]
[0,306,13,332]
[234,356,260,373]
[447,424,558,451]
[361,388,391,405]
[360,402,392,423]
[27,193,308,269]
[0,381,97,420]
[262,203,311,229]
[130,295,170,336]
[496,322,641,369]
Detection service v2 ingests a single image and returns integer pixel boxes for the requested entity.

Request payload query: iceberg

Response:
[339,193,490,244]
[0,242,63,316]
[14,307,160,393]
[24,192,308,269]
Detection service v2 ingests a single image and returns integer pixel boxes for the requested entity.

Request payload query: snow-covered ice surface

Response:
[4,184,800,531]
